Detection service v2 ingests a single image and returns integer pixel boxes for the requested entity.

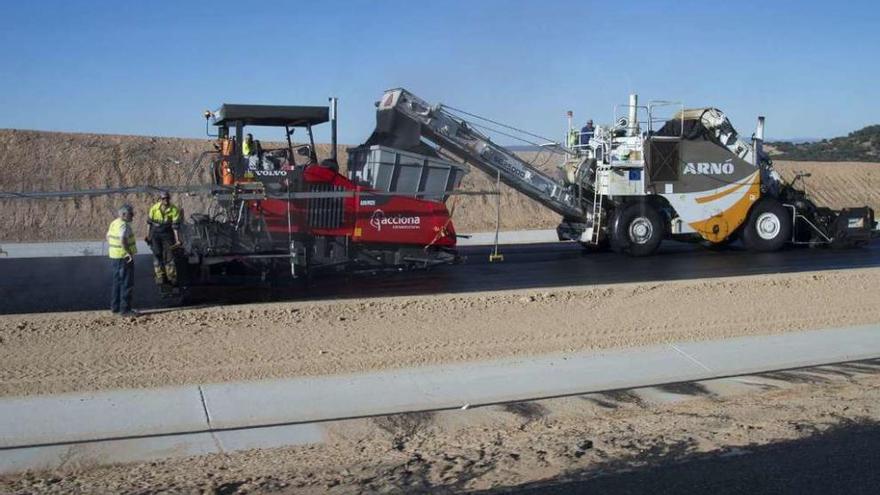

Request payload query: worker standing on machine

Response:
[146,190,182,294]
[580,119,595,147]
[243,133,261,170]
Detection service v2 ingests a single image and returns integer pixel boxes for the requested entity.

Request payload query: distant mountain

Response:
[773,137,822,144]
[769,125,880,162]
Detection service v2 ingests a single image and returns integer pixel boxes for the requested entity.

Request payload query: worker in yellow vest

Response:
[242,133,254,157]
[567,128,579,149]
[242,133,261,170]
[146,191,182,292]
[107,204,138,316]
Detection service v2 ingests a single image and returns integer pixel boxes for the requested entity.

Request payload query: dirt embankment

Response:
[3,128,878,242]
[0,129,557,241]
[0,129,330,242]
[2,268,879,397]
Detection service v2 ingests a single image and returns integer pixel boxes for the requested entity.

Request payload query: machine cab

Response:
[205,102,338,187]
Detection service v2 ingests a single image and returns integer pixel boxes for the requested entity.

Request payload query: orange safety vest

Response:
[221,160,234,185]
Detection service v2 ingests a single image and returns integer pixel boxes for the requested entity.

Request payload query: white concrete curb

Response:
[1,324,878,473]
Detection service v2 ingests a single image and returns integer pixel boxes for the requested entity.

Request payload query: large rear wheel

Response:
[610,203,664,257]
[742,198,792,252]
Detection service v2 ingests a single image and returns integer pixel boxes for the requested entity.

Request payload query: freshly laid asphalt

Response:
[1,241,879,315]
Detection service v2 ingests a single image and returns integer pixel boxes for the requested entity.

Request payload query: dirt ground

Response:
[1,128,879,241]
[2,268,880,398]
[2,359,878,494]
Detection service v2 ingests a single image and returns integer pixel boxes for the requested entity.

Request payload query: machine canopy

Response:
[212,104,329,127]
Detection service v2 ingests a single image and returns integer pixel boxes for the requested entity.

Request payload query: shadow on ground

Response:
[475,418,880,495]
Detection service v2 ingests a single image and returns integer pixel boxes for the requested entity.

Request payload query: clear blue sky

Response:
[1,0,878,144]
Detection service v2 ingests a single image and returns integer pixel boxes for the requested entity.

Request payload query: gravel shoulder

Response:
[2,268,880,397]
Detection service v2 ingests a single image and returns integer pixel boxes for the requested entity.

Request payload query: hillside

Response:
[770,125,880,162]
[0,129,559,241]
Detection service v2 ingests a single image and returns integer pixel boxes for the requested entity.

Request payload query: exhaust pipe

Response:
[754,116,765,166]
[329,97,338,161]
[627,94,639,137]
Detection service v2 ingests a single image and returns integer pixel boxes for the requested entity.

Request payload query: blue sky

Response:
[1,0,878,144]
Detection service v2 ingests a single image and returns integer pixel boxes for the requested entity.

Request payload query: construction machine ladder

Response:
[369,88,587,221]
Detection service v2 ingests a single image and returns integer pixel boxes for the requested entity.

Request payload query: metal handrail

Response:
[184,150,221,186]
[783,204,832,244]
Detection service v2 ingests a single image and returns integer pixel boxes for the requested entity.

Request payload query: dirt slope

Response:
[1,128,879,241]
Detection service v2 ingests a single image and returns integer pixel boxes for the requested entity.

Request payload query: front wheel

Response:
[742,198,792,252]
[610,203,665,257]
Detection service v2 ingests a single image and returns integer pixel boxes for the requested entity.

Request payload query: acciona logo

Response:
[369,209,421,231]
[683,159,735,175]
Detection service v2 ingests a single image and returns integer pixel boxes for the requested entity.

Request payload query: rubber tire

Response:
[610,203,664,257]
[742,198,791,252]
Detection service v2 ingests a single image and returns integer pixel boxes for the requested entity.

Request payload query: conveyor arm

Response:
[370,88,586,220]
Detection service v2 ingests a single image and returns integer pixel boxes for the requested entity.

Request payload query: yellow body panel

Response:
[688,174,761,243]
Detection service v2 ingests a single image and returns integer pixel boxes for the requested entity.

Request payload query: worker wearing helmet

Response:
[146,191,182,292]
[107,204,138,316]
[579,120,595,147]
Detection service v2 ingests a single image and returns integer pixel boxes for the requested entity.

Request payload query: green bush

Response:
[769,125,880,162]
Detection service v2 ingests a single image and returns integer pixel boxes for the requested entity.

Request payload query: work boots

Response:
[164,261,177,286]
[153,264,167,285]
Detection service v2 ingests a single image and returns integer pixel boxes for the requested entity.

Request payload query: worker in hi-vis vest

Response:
[242,133,254,157]
[567,128,579,148]
[146,190,182,292]
[107,204,138,316]
[242,133,261,170]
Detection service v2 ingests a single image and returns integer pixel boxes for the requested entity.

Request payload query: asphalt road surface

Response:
[2,241,879,315]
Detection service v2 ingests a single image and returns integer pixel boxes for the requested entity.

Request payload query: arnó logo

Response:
[683,159,734,175]
[369,209,421,231]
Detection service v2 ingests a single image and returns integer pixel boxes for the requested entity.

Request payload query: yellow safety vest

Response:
[107,218,137,259]
[242,139,252,156]
[567,129,578,147]
[148,202,181,226]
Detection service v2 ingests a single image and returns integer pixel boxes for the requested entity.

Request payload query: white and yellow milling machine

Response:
[367,88,877,256]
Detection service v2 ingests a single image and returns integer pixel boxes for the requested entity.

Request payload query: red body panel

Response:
[247,165,456,248]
